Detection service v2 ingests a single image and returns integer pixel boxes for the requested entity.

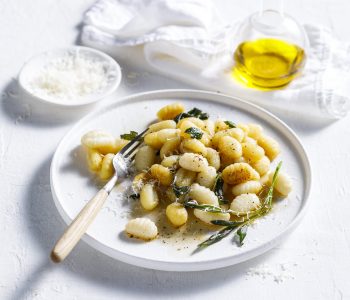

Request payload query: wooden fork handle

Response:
[51,188,109,263]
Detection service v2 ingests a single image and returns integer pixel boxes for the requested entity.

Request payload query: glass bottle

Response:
[233,0,309,89]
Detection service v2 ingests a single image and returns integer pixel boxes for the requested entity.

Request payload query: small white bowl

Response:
[18,46,122,107]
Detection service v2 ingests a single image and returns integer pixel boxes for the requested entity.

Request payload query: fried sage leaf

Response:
[224,120,236,128]
[185,127,203,139]
[172,185,190,198]
[120,131,138,140]
[174,107,209,123]
[213,173,228,204]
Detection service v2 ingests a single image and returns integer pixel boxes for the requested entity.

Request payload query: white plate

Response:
[50,90,311,271]
[19,46,122,107]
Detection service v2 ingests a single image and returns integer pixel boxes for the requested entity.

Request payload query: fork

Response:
[51,129,148,263]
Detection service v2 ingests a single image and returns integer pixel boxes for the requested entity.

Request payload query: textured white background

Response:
[1,1,350,299]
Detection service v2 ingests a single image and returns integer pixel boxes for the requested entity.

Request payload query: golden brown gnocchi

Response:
[81,103,293,245]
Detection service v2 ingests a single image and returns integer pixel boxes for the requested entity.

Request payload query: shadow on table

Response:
[1,80,97,128]
[13,155,284,300]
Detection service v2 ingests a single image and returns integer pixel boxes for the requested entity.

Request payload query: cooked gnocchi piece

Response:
[150,164,173,186]
[251,156,270,176]
[166,203,188,227]
[222,163,260,185]
[99,153,115,180]
[179,153,208,172]
[81,103,293,245]
[205,148,221,170]
[160,136,181,159]
[212,128,245,147]
[86,148,103,172]
[140,183,159,210]
[157,102,185,120]
[230,193,261,215]
[148,120,176,133]
[231,180,262,196]
[180,139,207,156]
[218,136,242,159]
[268,171,292,196]
[174,167,197,187]
[247,123,263,140]
[196,166,217,189]
[258,135,280,161]
[125,218,158,240]
[189,183,219,206]
[242,142,265,163]
[161,155,180,169]
[135,145,156,171]
[81,130,121,154]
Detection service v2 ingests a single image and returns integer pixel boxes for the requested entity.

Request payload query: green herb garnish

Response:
[197,226,236,249]
[120,131,138,140]
[174,107,209,123]
[235,225,248,246]
[187,108,209,120]
[213,173,228,204]
[224,120,236,128]
[185,127,203,139]
[184,200,227,213]
[172,185,190,198]
[195,161,283,251]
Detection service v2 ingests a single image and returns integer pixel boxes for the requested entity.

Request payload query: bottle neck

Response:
[260,0,284,15]
[253,0,284,31]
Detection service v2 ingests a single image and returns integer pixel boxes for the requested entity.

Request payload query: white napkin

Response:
[81,0,350,120]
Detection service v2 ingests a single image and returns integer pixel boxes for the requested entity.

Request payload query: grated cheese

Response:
[246,262,297,283]
[28,52,115,102]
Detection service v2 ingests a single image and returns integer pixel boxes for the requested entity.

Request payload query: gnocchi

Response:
[160,136,181,159]
[135,145,156,171]
[99,153,115,180]
[81,102,293,246]
[222,163,260,185]
[218,136,242,159]
[179,153,208,172]
[174,168,197,187]
[258,135,280,161]
[231,180,262,196]
[148,120,176,133]
[268,171,292,196]
[161,155,180,169]
[140,183,159,210]
[189,183,219,206]
[196,166,217,189]
[125,218,158,240]
[166,203,188,227]
[81,130,123,154]
[150,164,173,186]
[86,148,103,172]
[157,102,185,120]
[205,148,221,170]
[180,138,207,156]
[230,193,261,215]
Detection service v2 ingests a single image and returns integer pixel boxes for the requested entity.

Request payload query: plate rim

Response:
[50,89,312,271]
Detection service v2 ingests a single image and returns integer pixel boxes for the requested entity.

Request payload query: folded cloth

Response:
[82,0,350,119]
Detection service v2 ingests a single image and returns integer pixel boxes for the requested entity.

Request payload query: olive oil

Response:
[233,38,305,89]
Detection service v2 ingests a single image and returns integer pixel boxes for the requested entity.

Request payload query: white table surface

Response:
[1,1,350,299]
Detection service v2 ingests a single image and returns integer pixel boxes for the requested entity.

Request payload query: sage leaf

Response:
[120,131,138,140]
[185,127,203,139]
